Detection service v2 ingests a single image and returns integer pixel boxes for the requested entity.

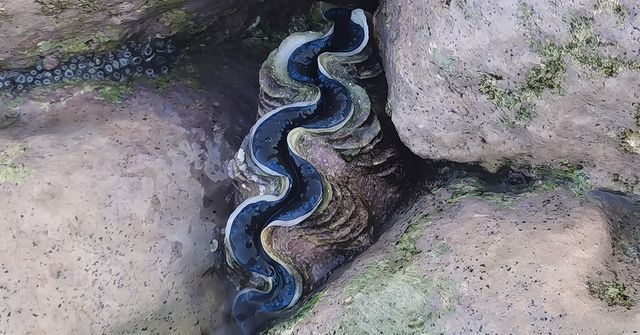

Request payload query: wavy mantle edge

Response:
[224,6,371,313]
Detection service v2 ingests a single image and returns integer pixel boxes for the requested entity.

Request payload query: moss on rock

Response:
[324,213,458,334]
[593,0,629,21]
[621,129,640,155]
[0,8,13,27]
[151,0,184,10]
[159,9,199,35]
[0,97,23,129]
[0,144,30,184]
[588,280,634,308]
[36,31,122,60]
[96,82,137,104]
[266,291,326,335]
[480,45,565,124]
[35,0,105,16]
[481,2,640,126]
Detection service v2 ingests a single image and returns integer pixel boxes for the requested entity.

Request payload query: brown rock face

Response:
[375,0,640,194]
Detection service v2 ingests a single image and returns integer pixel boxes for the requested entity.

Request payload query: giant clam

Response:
[0,37,179,94]
[225,3,405,333]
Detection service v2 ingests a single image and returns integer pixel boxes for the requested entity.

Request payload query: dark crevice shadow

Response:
[593,190,640,260]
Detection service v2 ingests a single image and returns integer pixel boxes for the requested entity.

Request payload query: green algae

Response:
[593,0,629,21]
[445,165,589,205]
[37,38,90,54]
[151,0,184,10]
[432,49,456,72]
[588,280,634,308]
[330,269,456,335]
[151,75,177,92]
[0,144,30,184]
[36,31,121,60]
[447,177,484,203]
[344,214,428,296]
[97,82,136,104]
[323,213,458,334]
[557,165,592,197]
[266,291,326,335]
[620,129,640,155]
[523,162,591,198]
[564,16,633,77]
[144,55,202,92]
[482,2,640,125]
[445,177,524,207]
[0,97,23,129]
[35,0,104,16]
[430,239,451,258]
[0,8,13,27]
[159,9,200,35]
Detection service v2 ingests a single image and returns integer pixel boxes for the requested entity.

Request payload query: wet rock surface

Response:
[375,0,640,194]
[0,41,263,334]
[276,180,640,334]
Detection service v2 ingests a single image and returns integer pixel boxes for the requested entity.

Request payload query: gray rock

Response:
[274,182,640,334]
[375,0,640,194]
[0,44,263,334]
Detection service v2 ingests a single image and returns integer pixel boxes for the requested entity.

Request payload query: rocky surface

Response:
[273,180,640,334]
[375,0,640,194]
[0,0,311,68]
[1,1,639,334]
[0,43,262,334]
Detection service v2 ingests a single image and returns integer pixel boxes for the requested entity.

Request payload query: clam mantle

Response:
[224,3,406,332]
[0,38,179,94]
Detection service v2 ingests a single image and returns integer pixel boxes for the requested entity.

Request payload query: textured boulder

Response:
[0,41,264,334]
[271,182,640,334]
[375,0,640,194]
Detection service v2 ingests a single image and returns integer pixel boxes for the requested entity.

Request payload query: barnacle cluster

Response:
[0,37,179,94]
[225,3,404,333]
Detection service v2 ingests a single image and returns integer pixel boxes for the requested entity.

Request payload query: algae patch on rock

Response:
[266,291,326,335]
[588,281,634,308]
[0,97,22,129]
[479,46,565,124]
[325,213,458,335]
[36,31,122,61]
[159,9,198,35]
[482,1,639,125]
[0,144,30,183]
[0,8,13,27]
[96,83,137,104]
[35,0,105,16]
[621,129,640,154]
[530,163,591,198]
